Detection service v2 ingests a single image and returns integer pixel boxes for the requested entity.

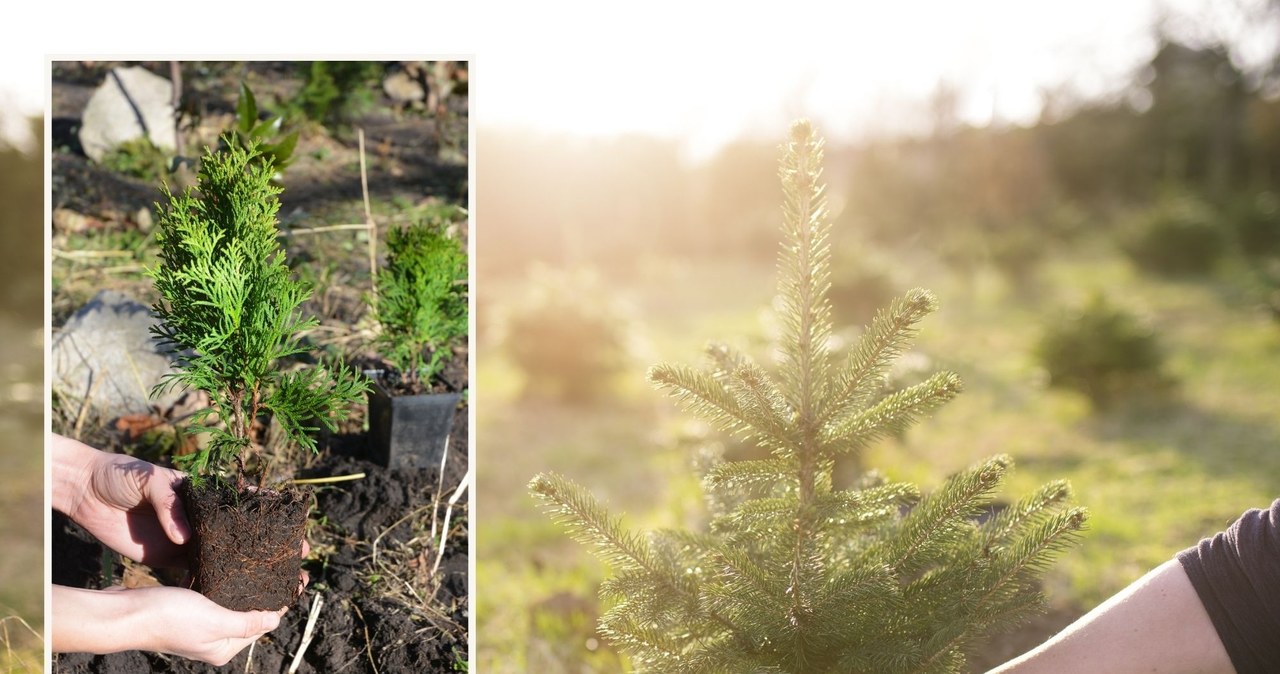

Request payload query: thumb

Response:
[238,609,284,639]
[149,472,192,545]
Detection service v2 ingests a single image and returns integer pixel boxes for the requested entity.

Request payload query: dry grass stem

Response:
[359,128,379,310]
[52,249,136,260]
[430,436,451,540]
[432,468,469,578]
[291,473,366,486]
[287,593,325,674]
[72,376,103,440]
[350,601,380,674]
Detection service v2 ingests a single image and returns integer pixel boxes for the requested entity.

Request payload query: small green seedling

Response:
[233,83,299,179]
[148,136,366,487]
[373,221,468,390]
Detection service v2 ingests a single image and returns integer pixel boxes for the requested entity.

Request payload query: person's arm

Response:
[52,433,190,567]
[53,585,284,666]
[988,559,1234,674]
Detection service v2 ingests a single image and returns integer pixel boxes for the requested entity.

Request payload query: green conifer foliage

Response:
[373,221,468,387]
[530,121,1087,673]
[149,138,367,483]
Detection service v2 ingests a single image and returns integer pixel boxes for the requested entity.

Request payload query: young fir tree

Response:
[530,121,1087,673]
[149,137,367,487]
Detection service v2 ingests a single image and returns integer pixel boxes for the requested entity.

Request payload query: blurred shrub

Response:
[828,250,901,328]
[101,137,169,184]
[1122,192,1227,276]
[498,265,635,404]
[987,223,1048,286]
[290,61,382,126]
[1036,293,1170,405]
[526,589,625,672]
[1245,256,1280,323]
[1226,191,1280,257]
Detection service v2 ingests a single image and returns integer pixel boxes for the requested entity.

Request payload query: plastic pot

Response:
[365,370,460,470]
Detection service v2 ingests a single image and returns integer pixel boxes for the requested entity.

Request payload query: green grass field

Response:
[0,321,46,672]
[476,242,1280,672]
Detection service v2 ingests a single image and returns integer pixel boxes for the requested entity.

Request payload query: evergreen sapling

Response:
[373,220,468,391]
[531,121,1087,673]
[147,137,368,611]
[149,136,367,487]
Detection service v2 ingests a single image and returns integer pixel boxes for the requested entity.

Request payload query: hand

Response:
[53,435,190,568]
[134,586,287,665]
[53,585,286,666]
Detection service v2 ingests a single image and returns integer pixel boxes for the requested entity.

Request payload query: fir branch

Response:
[649,363,792,453]
[775,120,834,423]
[703,457,797,493]
[704,341,748,376]
[530,472,757,651]
[909,507,1087,673]
[980,479,1073,550]
[710,544,788,613]
[825,288,939,428]
[529,472,663,575]
[824,371,963,455]
[813,482,919,532]
[714,496,797,533]
[882,455,1010,576]
[808,563,900,648]
[728,363,796,451]
[597,614,686,670]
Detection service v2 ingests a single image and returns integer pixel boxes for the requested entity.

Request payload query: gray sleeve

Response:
[1176,498,1280,674]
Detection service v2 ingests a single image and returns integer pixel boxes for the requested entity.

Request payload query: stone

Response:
[133,206,153,232]
[78,65,176,163]
[52,208,100,234]
[52,290,186,421]
[383,69,425,104]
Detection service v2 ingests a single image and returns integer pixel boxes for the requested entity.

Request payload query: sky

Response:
[2,0,1274,159]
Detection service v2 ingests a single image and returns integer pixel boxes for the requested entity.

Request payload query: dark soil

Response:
[52,415,469,673]
[358,347,468,397]
[178,479,310,612]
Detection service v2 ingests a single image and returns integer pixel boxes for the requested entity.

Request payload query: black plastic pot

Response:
[365,370,460,469]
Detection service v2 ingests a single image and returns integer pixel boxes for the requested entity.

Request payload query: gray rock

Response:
[52,290,186,421]
[78,65,176,163]
[384,70,425,103]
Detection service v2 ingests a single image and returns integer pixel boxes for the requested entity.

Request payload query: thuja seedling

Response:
[372,220,468,390]
[148,136,367,487]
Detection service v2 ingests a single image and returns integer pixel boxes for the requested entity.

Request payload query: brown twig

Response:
[73,376,103,440]
[170,61,184,158]
[350,601,380,674]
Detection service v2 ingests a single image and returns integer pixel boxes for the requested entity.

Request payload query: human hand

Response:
[53,585,286,666]
[53,434,190,568]
[134,586,287,665]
